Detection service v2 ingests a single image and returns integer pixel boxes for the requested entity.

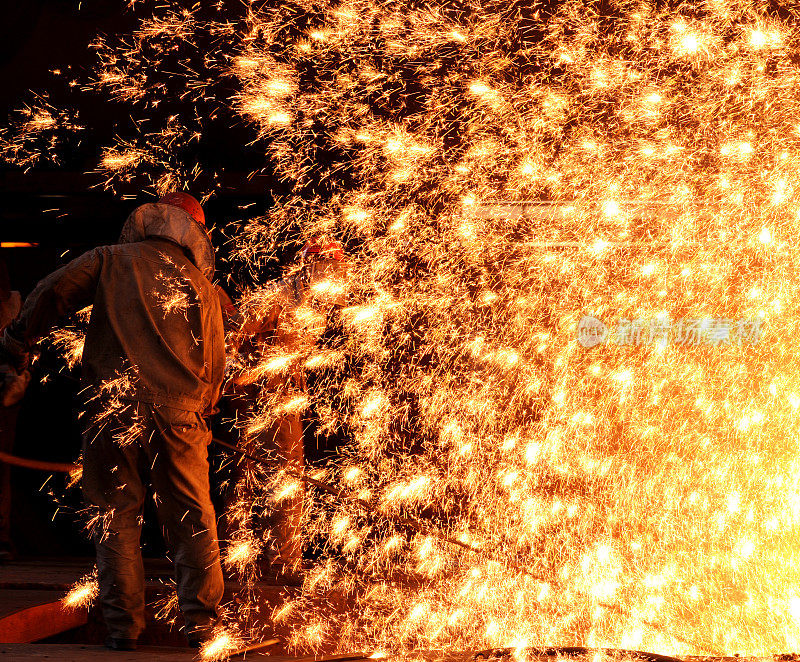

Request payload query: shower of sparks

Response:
[0,94,83,170]
[63,569,99,610]
[154,267,194,318]
[224,535,262,581]
[9,0,800,657]
[200,629,244,661]
[152,583,181,625]
[45,305,91,370]
[47,328,86,370]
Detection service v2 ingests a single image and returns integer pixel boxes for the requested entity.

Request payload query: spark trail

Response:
[9,0,800,658]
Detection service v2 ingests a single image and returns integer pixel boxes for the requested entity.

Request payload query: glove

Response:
[0,328,29,373]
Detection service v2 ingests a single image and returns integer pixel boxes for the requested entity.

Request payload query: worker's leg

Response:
[145,404,223,635]
[261,413,304,567]
[216,391,251,544]
[81,404,147,640]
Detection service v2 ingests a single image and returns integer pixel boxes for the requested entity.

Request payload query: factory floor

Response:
[0,557,300,655]
[0,645,373,660]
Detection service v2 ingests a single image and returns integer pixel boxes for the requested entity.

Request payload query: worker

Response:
[225,238,346,574]
[0,192,225,651]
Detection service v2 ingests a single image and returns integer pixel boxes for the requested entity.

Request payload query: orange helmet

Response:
[159,191,205,226]
[300,238,344,262]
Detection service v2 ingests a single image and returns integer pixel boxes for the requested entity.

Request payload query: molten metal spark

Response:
[63,570,99,610]
[200,630,243,661]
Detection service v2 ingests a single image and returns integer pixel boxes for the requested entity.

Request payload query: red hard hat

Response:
[159,191,205,226]
[301,239,344,261]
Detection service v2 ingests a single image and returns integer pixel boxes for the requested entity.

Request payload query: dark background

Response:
[0,0,285,557]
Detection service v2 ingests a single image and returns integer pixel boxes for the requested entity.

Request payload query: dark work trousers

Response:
[82,400,224,640]
[259,411,304,566]
[225,388,304,568]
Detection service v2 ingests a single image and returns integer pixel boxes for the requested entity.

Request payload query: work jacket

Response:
[7,203,225,414]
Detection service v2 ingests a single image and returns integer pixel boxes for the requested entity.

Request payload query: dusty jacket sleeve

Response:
[7,248,103,349]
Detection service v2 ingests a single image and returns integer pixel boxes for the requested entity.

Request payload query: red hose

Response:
[0,450,79,474]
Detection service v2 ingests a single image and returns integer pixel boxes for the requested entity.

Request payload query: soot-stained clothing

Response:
[3,203,226,640]
[224,272,321,568]
[5,203,225,413]
[82,399,223,640]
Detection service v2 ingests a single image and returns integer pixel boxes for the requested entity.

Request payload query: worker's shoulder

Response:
[104,239,216,295]
[107,237,194,268]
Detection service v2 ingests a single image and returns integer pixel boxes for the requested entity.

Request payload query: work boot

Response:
[105,636,137,651]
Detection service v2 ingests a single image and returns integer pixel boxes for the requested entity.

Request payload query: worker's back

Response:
[6,202,224,414]
[81,203,224,414]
